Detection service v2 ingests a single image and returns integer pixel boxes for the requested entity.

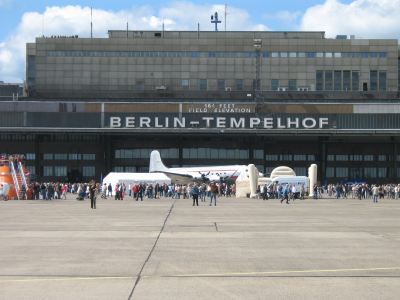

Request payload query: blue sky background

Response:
[0,0,398,82]
[0,0,354,40]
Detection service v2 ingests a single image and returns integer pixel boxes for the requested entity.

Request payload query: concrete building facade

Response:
[0,30,398,183]
[26,31,398,98]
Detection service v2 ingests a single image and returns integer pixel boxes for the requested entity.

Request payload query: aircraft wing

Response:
[159,171,196,184]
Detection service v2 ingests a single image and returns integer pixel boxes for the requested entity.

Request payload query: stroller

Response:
[76,190,86,200]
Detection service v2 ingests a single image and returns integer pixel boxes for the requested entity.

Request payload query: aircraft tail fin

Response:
[149,150,169,172]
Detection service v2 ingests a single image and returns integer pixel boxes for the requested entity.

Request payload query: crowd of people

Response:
[3,181,235,206]
[3,179,400,205]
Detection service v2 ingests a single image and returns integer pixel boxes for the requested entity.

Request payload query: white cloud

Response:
[300,0,400,38]
[0,3,269,83]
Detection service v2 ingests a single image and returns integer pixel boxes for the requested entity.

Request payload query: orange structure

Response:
[0,156,29,200]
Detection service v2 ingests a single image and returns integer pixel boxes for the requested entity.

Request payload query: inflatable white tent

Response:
[102,172,171,188]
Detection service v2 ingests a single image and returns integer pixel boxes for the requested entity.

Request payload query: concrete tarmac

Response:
[0,195,400,299]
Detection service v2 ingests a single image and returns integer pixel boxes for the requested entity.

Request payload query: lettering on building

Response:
[109,116,329,129]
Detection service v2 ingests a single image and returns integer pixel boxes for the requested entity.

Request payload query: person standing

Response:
[209,182,218,206]
[89,180,97,209]
[192,183,199,206]
[372,184,379,203]
[281,184,290,204]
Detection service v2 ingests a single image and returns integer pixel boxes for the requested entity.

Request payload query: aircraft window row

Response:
[326,167,387,178]
[327,154,389,161]
[115,148,179,159]
[182,148,249,160]
[42,153,96,160]
[47,50,387,59]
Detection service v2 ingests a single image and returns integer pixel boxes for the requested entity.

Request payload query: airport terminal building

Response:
[1,30,400,183]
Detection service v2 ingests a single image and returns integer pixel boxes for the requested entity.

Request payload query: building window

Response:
[159,148,179,159]
[265,154,278,161]
[364,167,376,178]
[293,154,307,161]
[26,165,36,176]
[336,167,348,178]
[377,167,387,178]
[351,154,363,161]
[364,155,374,161]
[69,153,82,160]
[279,154,292,161]
[343,70,351,91]
[235,79,243,91]
[253,149,264,159]
[43,166,53,176]
[82,154,96,160]
[316,71,323,91]
[336,155,348,161]
[326,167,335,178]
[377,155,387,161]
[199,79,207,90]
[288,79,297,91]
[265,167,274,177]
[113,166,124,172]
[82,166,95,177]
[370,70,378,91]
[379,71,386,91]
[271,52,279,58]
[271,79,279,91]
[334,70,342,91]
[181,79,190,89]
[352,71,359,91]
[43,153,53,160]
[54,153,68,160]
[324,71,333,90]
[125,166,137,172]
[217,79,225,91]
[294,167,306,176]
[54,166,67,177]
[26,153,36,160]
[327,154,335,161]
[307,154,316,161]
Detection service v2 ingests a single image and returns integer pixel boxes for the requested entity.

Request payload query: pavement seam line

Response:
[155,266,400,278]
[127,199,176,300]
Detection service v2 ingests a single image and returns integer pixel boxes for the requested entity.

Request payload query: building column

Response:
[392,137,397,179]
[34,135,41,180]
[318,137,327,184]
[103,135,112,174]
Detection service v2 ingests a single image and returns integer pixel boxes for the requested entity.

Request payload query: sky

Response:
[0,0,399,82]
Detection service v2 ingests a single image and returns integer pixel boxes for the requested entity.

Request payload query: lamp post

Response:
[253,39,262,102]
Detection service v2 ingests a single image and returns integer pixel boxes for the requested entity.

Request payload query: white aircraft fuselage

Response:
[149,150,246,183]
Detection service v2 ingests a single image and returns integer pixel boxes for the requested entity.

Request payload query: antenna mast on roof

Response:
[224,4,227,31]
[90,7,93,38]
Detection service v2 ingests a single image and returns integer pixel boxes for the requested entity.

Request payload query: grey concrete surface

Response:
[0,196,400,299]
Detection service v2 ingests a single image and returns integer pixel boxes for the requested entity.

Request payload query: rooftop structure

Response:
[26,30,399,99]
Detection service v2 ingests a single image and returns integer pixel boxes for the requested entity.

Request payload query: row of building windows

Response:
[182,148,249,160]
[115,148,179,159]
[41,165,95,177]
[326,167,388,178]
[47,50,387,59]
[113,166,148,172]
[327,154,394,161]
[43,153,96,160]
[316,70,386,91]
[115,148,255,160]
[264,154,316,161]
